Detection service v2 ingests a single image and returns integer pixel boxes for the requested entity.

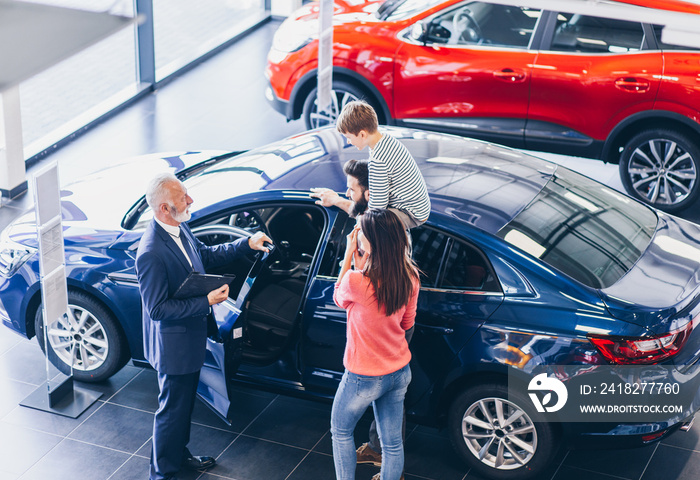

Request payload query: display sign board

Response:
[32,162,69,341]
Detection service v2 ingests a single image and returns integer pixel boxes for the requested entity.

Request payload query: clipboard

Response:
[173,272,235,299]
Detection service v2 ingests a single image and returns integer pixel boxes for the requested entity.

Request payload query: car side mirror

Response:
[409,21,426,44]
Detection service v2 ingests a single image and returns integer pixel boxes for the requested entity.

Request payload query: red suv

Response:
[265,0,700,213]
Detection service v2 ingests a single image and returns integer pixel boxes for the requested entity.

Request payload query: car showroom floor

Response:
[1,18,700,480]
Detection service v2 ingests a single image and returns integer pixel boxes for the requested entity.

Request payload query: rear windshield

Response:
[496,168,657,289]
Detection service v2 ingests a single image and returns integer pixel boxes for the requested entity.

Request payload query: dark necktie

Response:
[179,227,203,272]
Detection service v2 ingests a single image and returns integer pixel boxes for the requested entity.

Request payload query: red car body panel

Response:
[266,0,700,211]
[528,51,662,141]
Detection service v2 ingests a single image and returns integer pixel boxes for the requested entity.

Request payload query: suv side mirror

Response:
[409,21,426,43]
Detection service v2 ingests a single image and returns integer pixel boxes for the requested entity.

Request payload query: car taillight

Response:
[588,320,695,365]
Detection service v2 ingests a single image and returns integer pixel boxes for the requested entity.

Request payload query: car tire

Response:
[619,129,700,213]
[35,290,128,382]
[448,383,559,480]
[302,81,382,130]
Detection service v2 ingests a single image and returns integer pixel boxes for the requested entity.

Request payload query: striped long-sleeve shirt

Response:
[368,132,431,222]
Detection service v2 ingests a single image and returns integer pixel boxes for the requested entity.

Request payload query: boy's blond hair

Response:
[336,100,379,136]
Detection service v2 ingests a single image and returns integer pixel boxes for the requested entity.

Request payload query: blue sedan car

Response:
[1,127,700,479]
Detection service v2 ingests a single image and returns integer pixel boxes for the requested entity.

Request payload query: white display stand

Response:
[316,0,334,119]
[20,162,101,418]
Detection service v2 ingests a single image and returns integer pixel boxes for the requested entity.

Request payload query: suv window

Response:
[652,25,700,51]
[426,2,540,48]
[496,168,657,289]
[551,14,645,53]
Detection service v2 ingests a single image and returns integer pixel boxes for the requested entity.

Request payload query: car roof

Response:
[187,127,556,234]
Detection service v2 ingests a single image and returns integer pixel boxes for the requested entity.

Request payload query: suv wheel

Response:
[35,290,128,382]
[620,129,700,213]
[302,81,379,129]
[448,383,559,480]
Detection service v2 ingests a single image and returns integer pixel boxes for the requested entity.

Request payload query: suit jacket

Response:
[136,219,251,375]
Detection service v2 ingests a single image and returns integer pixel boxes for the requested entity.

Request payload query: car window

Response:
[426,2,540,48]
[652,25,700,51]
[551,13,645,53]
[441,240,500,292]
[410,227,449,287]
[383,0,445,21]
[496,168,658,289]
[318,212,354,277]
[319,219,450,286]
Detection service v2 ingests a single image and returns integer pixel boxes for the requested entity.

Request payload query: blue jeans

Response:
[331,364,412,480]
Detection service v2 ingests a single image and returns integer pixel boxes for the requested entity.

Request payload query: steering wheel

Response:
[452,8,482,44]
[229,210,269,236]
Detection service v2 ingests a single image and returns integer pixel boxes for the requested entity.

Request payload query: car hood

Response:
[6,151,228,249]
[600,212,700,333]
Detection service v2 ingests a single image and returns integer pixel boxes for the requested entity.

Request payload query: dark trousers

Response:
[150,370,200,480]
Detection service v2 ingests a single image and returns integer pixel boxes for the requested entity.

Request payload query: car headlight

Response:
[0,231,36,277]
[271,18,316,54]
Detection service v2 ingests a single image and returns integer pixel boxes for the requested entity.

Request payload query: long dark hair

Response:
[359,209,419,315]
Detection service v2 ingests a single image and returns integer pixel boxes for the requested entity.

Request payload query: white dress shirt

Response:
[155,218,192,268]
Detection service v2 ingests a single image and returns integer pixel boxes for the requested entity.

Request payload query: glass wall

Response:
[153,0,266,80]
[17,0,267,160]
[18,0,138,157]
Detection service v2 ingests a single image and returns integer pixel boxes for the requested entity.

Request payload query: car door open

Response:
[196,245,274,423]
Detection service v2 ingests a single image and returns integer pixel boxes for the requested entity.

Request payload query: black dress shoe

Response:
[183,455,216,470]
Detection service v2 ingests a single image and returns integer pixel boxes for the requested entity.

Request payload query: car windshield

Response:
[496,168,658,289]
[378,0,445,20]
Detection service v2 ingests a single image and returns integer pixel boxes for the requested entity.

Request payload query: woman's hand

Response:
[344,225,360,260]
[338,225,361,284]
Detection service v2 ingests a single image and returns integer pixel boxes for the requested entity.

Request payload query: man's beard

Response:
[350,195,368,218]
[169,204,191,223]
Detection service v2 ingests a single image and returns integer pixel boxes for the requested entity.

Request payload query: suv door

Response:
[395,1,542,148]
[526,12,662,156]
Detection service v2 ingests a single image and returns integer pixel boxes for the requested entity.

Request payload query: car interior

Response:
[426,2,538,48]
[193,204,326,364]
[552,13,645,53]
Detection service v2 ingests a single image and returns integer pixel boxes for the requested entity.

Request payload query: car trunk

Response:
[599,213,700,368]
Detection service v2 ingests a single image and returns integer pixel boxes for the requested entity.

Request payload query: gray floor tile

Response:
[0,422,63,476]
[208,435,307,480]
[68,402,154,454]
[641,444,700,480]
[19,438,130,480]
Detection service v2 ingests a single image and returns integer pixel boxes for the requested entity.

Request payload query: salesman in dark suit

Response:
[136,172,271,480]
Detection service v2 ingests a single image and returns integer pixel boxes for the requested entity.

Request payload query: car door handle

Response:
[493,68,526,82]
[614,78,650,92]
[416,325,454,335]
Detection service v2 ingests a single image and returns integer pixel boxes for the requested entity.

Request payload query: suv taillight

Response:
[588,321,695,365]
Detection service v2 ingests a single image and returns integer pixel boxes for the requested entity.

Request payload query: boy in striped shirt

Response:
[336,101,430,229]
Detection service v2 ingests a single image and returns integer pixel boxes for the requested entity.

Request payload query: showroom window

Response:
[16,0,267,161]
[19,0,138,157]
[152,0,265,80]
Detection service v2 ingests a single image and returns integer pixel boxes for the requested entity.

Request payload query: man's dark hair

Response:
[343,159,369,190]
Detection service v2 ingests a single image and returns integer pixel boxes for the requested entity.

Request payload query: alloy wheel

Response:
[307,89,361,129]
[626,138,697,207]
[45,303,109,372]
[460,397,537,470]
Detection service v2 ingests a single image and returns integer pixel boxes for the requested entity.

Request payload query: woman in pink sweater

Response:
[331,208,420,480]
